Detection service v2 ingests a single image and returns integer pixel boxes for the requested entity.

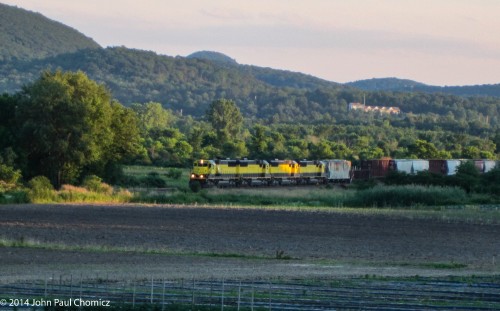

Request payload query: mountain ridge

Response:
[0,3,101,62]
[0,3,499,127]
[347,77,500,97]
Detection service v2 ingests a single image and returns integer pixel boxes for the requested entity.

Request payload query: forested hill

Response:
[347,78,500,98]
[0,47,346,118]
[187,50,339,90]
[0,3,100,62]
[0,3,499,127]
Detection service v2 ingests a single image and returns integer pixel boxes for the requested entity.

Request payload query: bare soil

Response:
[0,204,498,281]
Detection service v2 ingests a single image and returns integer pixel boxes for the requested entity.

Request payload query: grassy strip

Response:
[131,186,500,224]
[0,237,269,260]
[133,184,484,208]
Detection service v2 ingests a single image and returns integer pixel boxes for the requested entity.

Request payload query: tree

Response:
[0,94,18,152]
[15,70,132,186]
[249,124,270,158]
[453,161,481,193]
[408,139,440,159]
[131,102,171,135]
[206,99,243,146]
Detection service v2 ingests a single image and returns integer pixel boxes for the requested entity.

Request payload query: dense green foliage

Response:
[348,77,500,98]
[187,50,238,65]
[0,3,100,62]
[0,71,142,187]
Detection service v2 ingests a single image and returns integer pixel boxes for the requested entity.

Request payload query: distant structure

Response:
[348,102,401,114]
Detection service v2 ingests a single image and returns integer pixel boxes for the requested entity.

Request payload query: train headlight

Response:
[191,174,195,178]
[200,175,204,178]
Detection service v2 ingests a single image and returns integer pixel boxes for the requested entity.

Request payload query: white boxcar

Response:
[322,159,351,181]
[483,160,497,173]
[392,159,429,174]
[445,160,463,175]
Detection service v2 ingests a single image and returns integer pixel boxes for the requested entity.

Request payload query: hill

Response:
[0,4,498,130]
[0,3,100,62]
[1,46,500,128]
[347,77,500,98]
[0,47,346,118]
[187,51,238,65]
[187,50,338,90]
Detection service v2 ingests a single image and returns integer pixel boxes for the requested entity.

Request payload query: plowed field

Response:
[0,204,498,281]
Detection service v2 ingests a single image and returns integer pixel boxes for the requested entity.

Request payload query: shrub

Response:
[83,175,113,194]
[346,184,467,207]
[58,184,132,203]
[28,176,55,202]
[0,163,22,191]
[0,190,29,204]
[167,168,183,180]
[141,172,167,188]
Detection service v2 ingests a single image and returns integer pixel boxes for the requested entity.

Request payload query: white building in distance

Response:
[348,102,401,114]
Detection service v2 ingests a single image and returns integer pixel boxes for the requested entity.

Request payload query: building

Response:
[348,102,401,114]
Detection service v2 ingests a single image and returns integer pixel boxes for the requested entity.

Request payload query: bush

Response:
[141,172,167,188]
[58,184,132,203]
[167,168,183,180]
[0,163,22,191]
[83,175,113,194]
[0,190,29,204]
[28,176,55,202]
[482,167,500,195]
[346,185,467,207]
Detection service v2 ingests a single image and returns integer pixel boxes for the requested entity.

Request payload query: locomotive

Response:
[189,158,498,190]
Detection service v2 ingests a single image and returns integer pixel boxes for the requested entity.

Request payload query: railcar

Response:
[390,159,429,174]
[358,159,392,179]
[323,159,352,183]
[428,159,464,176]
[297,160,326,184]
[189,159,216,188]
[268,159,298,184]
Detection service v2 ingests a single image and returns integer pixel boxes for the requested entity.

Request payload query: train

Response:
[189,159,352,189]
[189,158,499,190]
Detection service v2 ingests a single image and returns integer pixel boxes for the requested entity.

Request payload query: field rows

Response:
[2,277,500,310]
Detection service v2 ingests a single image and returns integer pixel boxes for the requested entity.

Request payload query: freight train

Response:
[189,159,352,189]
[189,158,498,190]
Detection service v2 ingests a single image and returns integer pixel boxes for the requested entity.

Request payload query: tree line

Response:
[1,70,499,191]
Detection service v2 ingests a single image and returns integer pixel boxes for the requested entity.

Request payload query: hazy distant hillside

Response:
[0,4,499,127]
[188,50,339,90]
[347,78,500,98]
[0,47,278,116]
[0,3,100,62]
[0,47,344,116]
[187,51,238,65]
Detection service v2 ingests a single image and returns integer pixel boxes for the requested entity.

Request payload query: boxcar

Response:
[391,159,429,174]
[323,159,352,182]
[360,159,392,178]
[429,159,463,176]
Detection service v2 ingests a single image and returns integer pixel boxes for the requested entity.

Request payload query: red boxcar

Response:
[360,159,392,178]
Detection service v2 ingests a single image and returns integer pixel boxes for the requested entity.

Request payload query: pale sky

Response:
[3,0,500,86]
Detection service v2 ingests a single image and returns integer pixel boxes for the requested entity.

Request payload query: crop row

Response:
[1,277,499,310]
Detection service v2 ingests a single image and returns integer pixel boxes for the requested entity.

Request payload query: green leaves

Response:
[206,99,243,146]
[15,70,141,186]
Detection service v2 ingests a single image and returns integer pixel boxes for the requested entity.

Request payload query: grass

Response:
[129,182,500,224]
[0,237,270,260]
[133,183,473,208]
[122,165,190,189]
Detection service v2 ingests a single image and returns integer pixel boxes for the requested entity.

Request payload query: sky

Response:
[3,0,500,86]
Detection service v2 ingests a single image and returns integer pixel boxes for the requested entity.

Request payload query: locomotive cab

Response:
[190,160,216,181]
